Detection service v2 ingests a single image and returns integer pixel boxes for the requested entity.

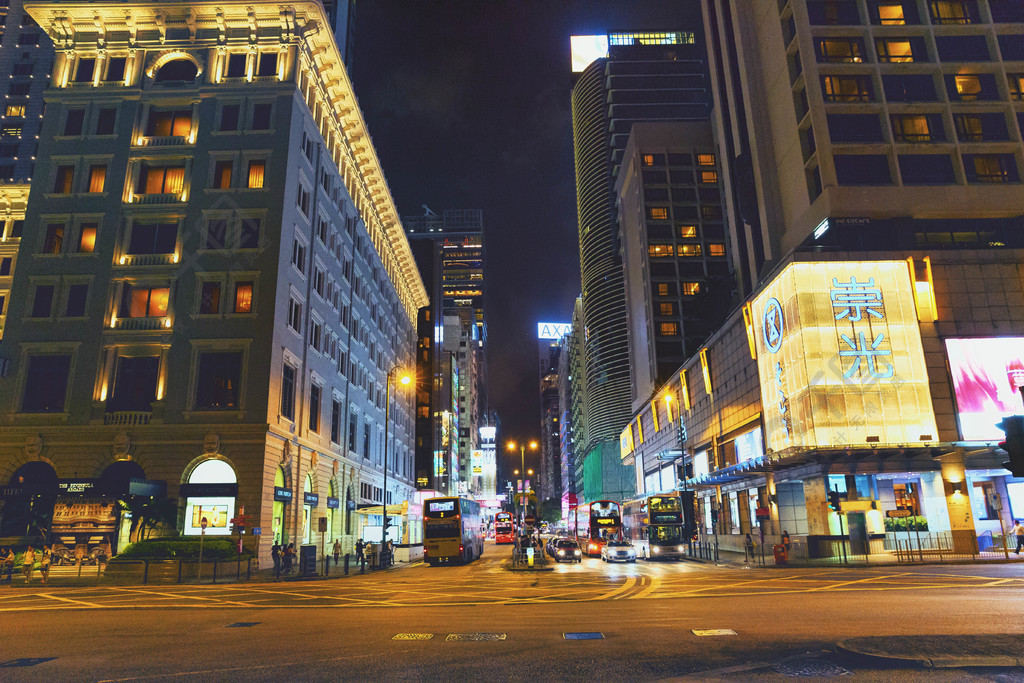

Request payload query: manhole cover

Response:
[0,658,57,668]
[564,632,605,640]
[446,633,507,641]
[224,622,260,628]
[692,629,737,636]
[774,658,852,677]
[393,633,434,640]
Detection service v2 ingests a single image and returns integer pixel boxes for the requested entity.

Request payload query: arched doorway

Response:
[182,459,236,536]
[2,461,58,537]
[302,475,314,545]
[273,467,287,545]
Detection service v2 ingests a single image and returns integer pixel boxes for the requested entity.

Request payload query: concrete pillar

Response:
[766,472,780,536]
[940,449,979,555]
[804,476,830,535]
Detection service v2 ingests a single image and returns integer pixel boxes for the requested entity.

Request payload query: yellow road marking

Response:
[109,587,252,606]
[804,574,902,592]
[41,593,102,608]
[631,577,661,600]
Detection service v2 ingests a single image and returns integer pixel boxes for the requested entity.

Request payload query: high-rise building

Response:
[556,331,578,521]
[0,1,427,563]
[570,30,710,501]
[703,0,1024,289]
[538,334,563,505]
[0,0,55,184]
[616,122,734,411]
[322,0,357,67]
[565,297,589,504]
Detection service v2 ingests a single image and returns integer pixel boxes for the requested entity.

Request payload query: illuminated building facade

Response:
[570,31,711,504]
[556,329,578,521]
[538,330,564,505]
[616,122,735,412]
[0,0,54,183]
[0,183,29,343]
[0,1,427,563]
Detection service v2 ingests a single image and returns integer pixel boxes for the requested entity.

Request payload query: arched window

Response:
[183,459,236,536]
[302,474,314,544]
[155,58,198,83]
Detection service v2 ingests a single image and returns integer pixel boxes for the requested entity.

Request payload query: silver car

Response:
[601,540,636,563]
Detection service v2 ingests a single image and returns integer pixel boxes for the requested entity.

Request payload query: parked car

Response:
[551,538,582,563]
[601,540,636,563]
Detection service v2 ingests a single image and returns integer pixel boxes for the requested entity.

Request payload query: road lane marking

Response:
[108,587,253,606]
[631,576,661,600]
[596,576,636,601]
[393,633,433,640]
[40,593,101,608]
[692,629,736,636]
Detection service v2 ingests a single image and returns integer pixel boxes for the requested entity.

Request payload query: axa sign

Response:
[537,322,571,340]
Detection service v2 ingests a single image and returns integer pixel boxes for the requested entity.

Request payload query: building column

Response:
[766,471,780,536]
[803,476,831,535]
[940,449,979,555]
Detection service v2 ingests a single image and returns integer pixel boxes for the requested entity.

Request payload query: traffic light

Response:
[997,415,1024,477]
[828,490,842,512]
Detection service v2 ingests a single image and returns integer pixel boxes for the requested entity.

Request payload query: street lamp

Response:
[382,366,413,560]
[507,440,538,493]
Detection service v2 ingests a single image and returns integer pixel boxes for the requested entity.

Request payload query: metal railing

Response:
[40,558,254,586]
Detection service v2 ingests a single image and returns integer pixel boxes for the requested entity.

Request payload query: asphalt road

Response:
[2,541,1023,681]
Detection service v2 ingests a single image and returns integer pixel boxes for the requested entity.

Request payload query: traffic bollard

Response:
[344,554,350,575]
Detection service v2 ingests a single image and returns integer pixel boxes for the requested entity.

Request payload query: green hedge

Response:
[883,515,929,532]
[112,537,254,561]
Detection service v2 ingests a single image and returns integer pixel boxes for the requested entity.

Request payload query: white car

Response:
[601,540,636,563]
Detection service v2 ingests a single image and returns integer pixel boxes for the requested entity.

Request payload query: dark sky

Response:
[352,1,689,471]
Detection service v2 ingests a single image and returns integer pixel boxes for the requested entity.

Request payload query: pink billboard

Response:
[945,337,1024,441]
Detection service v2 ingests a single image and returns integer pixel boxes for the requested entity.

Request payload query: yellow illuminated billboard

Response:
[753,261,937,452]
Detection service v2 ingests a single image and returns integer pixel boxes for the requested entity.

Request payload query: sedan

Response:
[552,539,583,563]
[601,540,636,563]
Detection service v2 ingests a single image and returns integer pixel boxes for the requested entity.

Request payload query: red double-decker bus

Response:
[494,511,515,544]
[574,500,621,557]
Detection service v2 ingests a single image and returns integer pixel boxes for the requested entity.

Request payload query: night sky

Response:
[352,1,689,473]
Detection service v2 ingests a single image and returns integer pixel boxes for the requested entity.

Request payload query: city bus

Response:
[622,492,697,560]
[574,500,621,557]
[423,496,484,565]
[494,511,515,544]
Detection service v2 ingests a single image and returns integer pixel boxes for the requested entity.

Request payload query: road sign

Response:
[252,527,262,536]
[988,491,1003,512]
[318,516,328,532]
[524,514,536,526]
[229,515,253,525]
[200,517,208,530]
[886,509,912,518]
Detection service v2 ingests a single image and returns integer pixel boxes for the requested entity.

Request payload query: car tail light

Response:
[459,544,464,553]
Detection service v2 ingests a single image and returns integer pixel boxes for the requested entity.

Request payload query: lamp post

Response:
[381,367,413,565]
[507,440,537,527]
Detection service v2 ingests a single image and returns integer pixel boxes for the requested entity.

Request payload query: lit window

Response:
[42,223,64,254]
[213,160,233,189]
[1009,74,1024,101]
[682,282,701,296]
[53,165,75,194]
[892,114,933,142]
[708,243,726,257]
[697,154,716,166]
[657,283,670,296]
[234,281,253,313]
[701,170,718,183]
[648,244,673,258]
[876,4,906,24]
[678,244,702,257]
[930,1,974,24]
[659,322,679,336]
[876,39,914,62]
[78,223,97,253]
[247,160,265,189]
[954,75,981,100]
[200,282,221,314]
[816,38,865,63]
[679,225,697,238]
[642,154,655,166]
[141,166,185,195]
[648,207,669,220]
[145,109,192,138]
[121,285,170,318]
[659,302,674,316]
[87,165,106,193]
[5,104,25,117]
[822,75,874,102]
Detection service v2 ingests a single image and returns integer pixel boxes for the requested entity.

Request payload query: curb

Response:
[836,638,1024,668]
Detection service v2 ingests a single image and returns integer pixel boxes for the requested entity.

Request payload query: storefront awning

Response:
[355,503,407,516]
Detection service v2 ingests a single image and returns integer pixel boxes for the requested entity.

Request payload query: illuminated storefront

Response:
[182,460,237,536]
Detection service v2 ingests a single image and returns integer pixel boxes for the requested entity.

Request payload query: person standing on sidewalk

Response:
[271,543,282,578]
[39,546,51,585]
[355,538,364,565]
[333,539,342,566]
[283,543,295,573]
[22,546,36,585]
[1012,520,1024,554]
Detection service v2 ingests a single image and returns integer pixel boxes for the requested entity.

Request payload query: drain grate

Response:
[393,633,434,640]
[0,658,57,668]
[224,622,260,628]
[774,658,852,677]
[446,633,507,641]
[564,632,605,640]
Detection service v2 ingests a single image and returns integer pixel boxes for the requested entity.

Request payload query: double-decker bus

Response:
[623,492,696,560]
[574,500,621,557]
[494,511,515,544]
[423,496,484,565]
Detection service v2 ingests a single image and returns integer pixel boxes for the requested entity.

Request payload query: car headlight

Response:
[652,546,659,553]
[574,550,581,556]
[558,550,564,555]
[678,545,684,552]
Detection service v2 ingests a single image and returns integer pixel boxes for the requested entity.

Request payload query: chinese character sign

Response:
[753,261,936,451]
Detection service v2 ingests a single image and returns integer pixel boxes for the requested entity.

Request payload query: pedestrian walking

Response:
[40,546,51,585]
[355,538,365,565]
[744,533,755,562]
[1012,520,1024,555]
[271,543,282,578]
[283,543,295,573]
[333,539,342,566]
[1,547,12,583]
[22,546,36,585]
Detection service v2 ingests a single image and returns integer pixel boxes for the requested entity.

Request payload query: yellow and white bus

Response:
[423,496,484,565]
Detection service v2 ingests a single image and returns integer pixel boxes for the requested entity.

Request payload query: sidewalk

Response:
[837,635,1024,668]
[683,546,1024,569]
[253,555,419,582]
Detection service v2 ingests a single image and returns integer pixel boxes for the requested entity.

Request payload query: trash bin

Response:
[299,545,317,576]
[773,544,788,565]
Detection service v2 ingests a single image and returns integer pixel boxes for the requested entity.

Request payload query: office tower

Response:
[565,297,589,503]
[703,0,1024,289]
[570,30,710,501]
[0,0,54,184]
[538,335,563,505]
[616,122,734,411]
[556,332,578,521]
[0,1,427,562]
